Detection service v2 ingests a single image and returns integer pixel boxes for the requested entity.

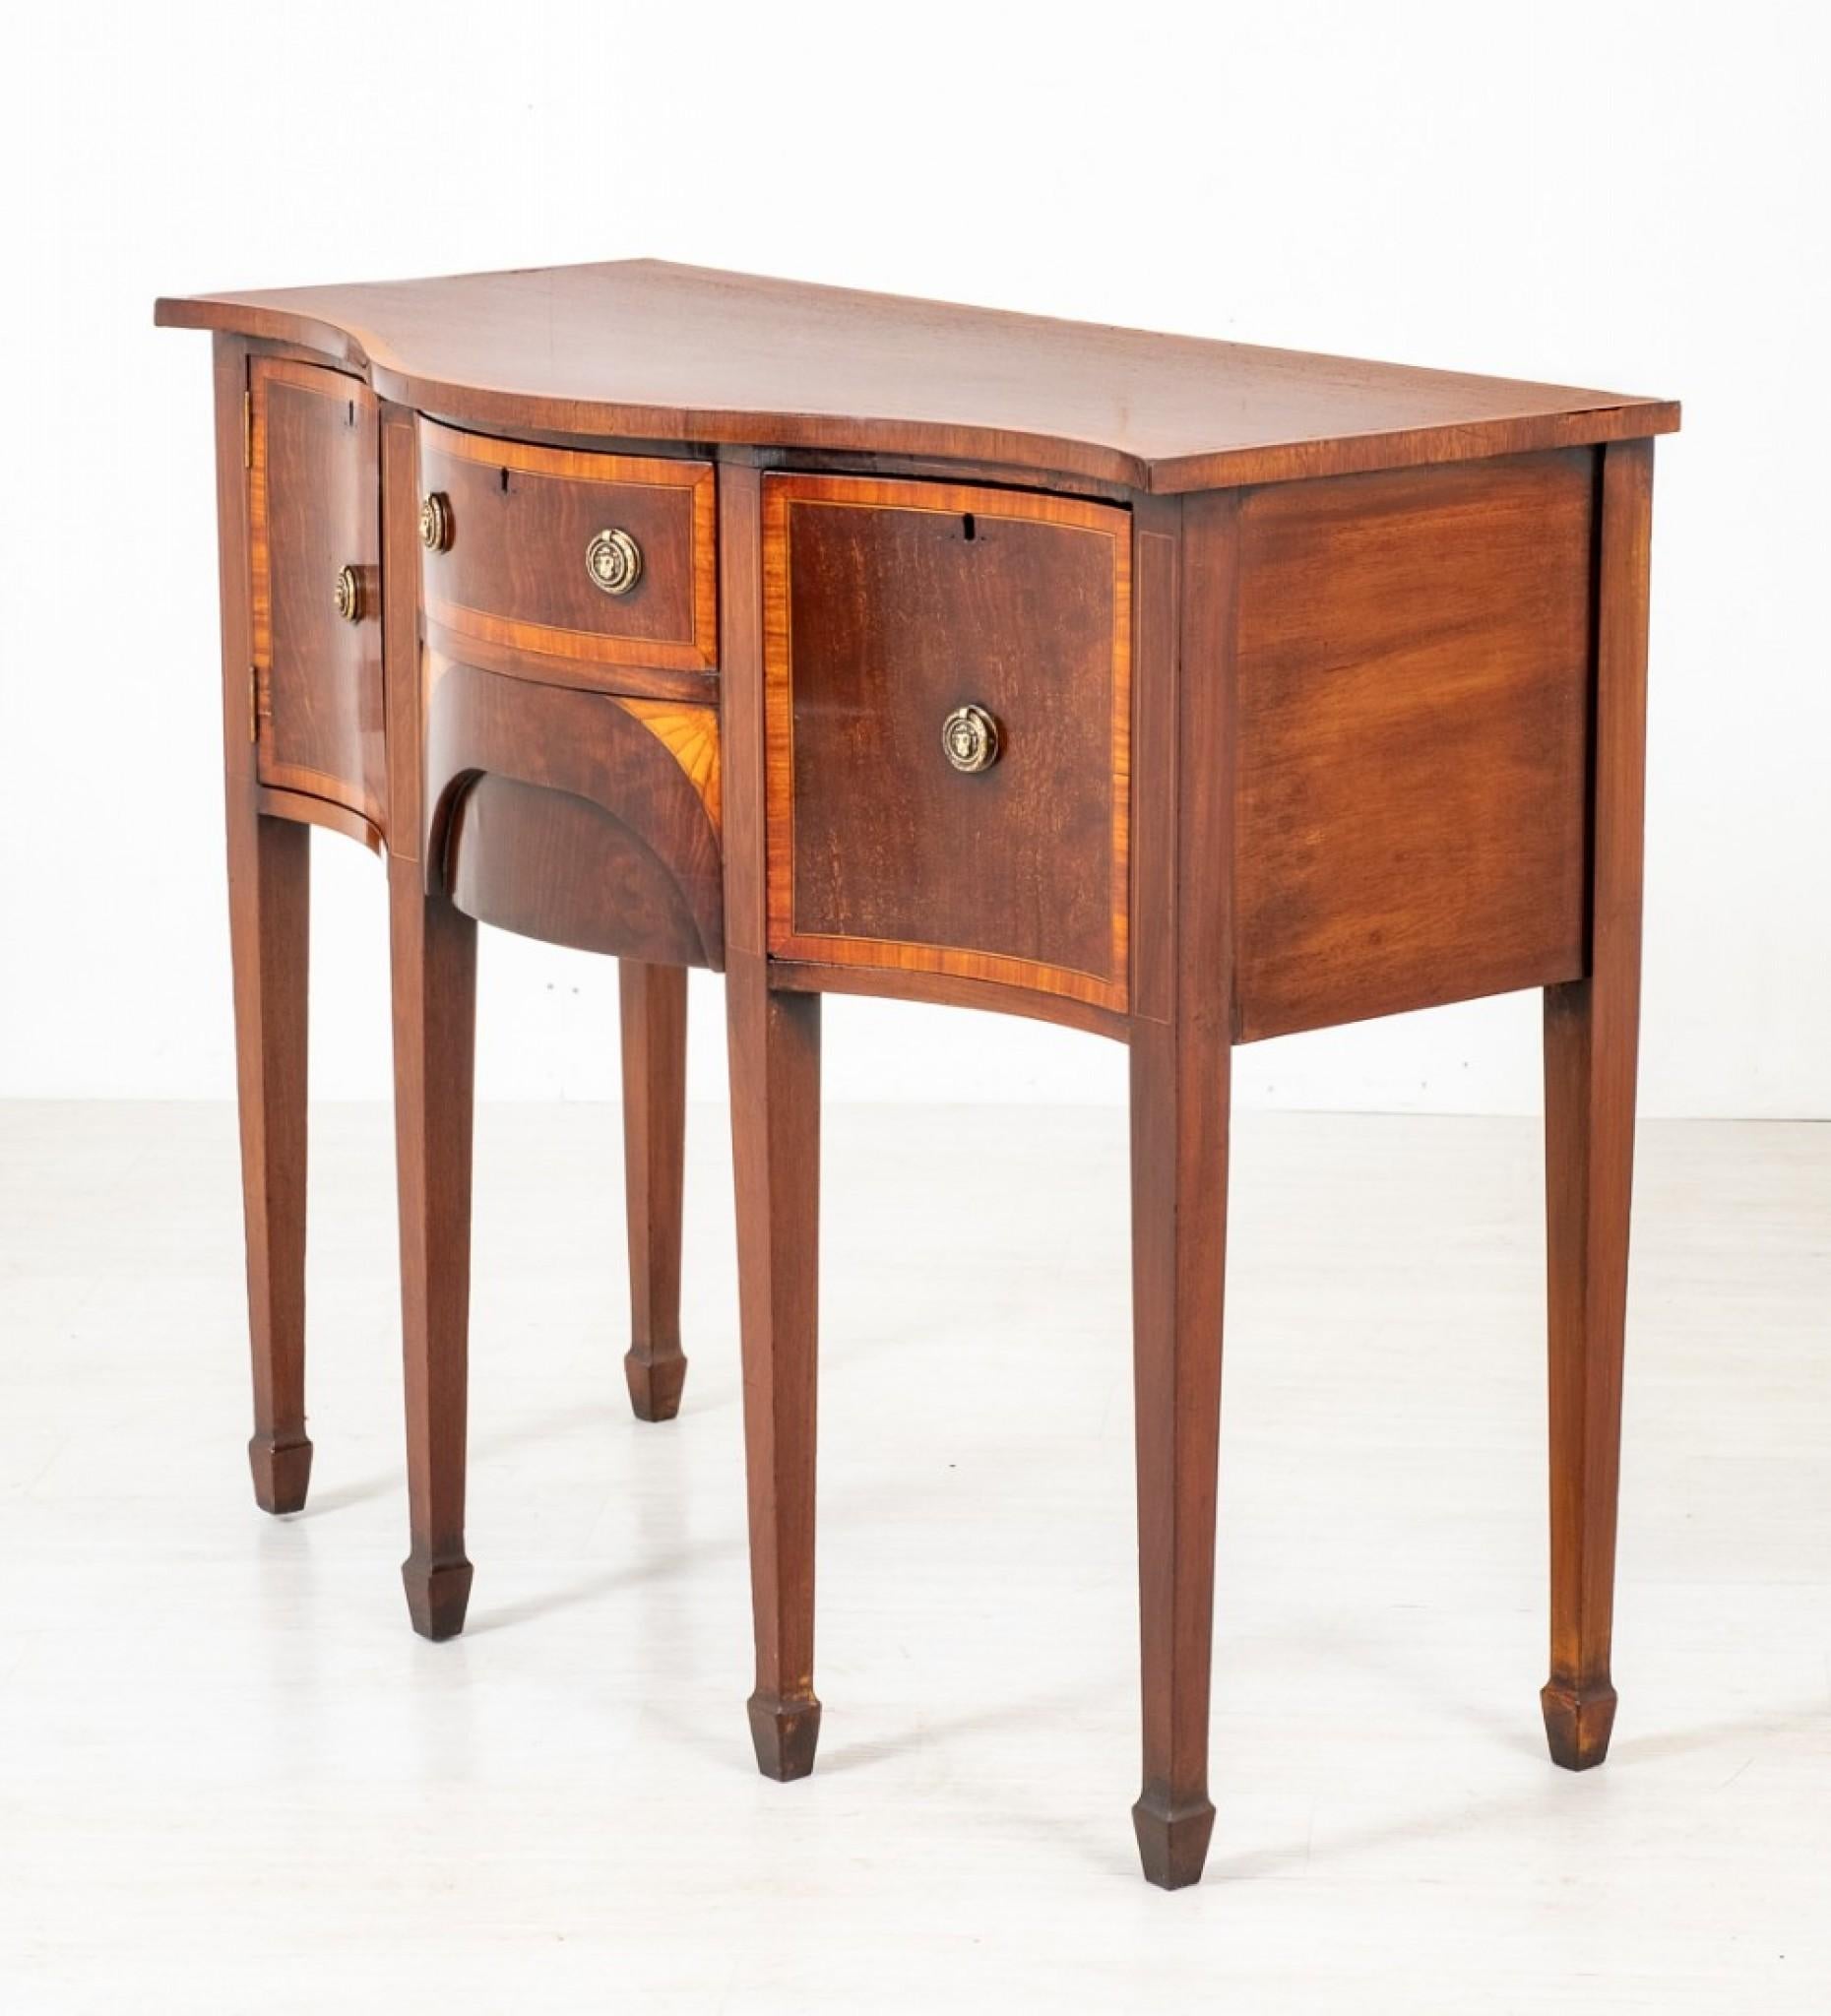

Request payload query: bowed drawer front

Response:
[762,473,1132,1013]
[417,422,717,690]
[249,358,385,826]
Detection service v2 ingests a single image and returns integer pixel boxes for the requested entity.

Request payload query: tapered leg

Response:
[726,959,822,1780]
[390,854,477,1641]
[619,961,689,1422]
[1540,438,1652,1770]
[1121,488,1236,1889]
[1542,977,1636,1765]
[227,804,313,1515]
[1129,1017,1230,1889]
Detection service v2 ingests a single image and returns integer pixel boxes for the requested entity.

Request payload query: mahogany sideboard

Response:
[157,262,1677,1888]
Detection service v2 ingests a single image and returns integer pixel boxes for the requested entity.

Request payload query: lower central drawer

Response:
[424,660,724,969]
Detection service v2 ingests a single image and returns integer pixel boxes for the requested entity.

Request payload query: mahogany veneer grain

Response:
[158,260,1676,493]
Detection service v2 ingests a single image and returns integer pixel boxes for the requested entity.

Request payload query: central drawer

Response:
[763,473,1131,1012]
[417,421,717,689]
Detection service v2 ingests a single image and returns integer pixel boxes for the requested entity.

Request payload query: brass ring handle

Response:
[586,526,643,597]
[332,564,365,623]
[419,492,453,552]
[941,703,1001,775]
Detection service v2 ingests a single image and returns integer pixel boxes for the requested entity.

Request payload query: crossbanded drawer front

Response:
[417,421,716,691]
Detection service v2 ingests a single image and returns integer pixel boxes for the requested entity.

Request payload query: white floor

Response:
[1,1101,1827,2013]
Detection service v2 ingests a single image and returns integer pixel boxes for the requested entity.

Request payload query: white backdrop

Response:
[3,1,1825,1114]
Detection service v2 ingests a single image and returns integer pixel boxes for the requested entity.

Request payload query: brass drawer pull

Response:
[332,563,365,623]
[419,491,454,552]
[586,526,643,597]
[941,703,1001,775]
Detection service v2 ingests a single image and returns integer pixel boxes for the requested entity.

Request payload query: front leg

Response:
[1124,486,1236,1889]
[1541,438,1653,1766]
[390,853,477,1640]
[227,803,312,1514]
[726,957,822,1779]
[1542,975,1635,1765]
[1128,1016,1230,1889]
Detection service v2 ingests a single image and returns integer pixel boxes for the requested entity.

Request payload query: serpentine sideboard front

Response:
[157,262,1676,1888]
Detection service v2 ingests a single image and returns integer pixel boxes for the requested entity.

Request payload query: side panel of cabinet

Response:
[1231,448,1594,1040]
[250,358,386,827]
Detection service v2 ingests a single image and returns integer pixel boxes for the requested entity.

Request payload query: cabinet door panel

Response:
[764,474,1130,1013]
[250,359,385,825]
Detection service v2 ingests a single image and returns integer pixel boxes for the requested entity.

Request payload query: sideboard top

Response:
[156,259,1677,493]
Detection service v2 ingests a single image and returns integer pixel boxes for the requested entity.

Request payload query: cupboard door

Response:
[250,359,385,826]
[764,473,1131,1013]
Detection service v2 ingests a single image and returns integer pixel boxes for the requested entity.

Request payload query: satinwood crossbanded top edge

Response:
[157,259,1677,492]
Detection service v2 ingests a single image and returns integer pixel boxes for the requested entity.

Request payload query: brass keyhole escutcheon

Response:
[333,564,364,623]
[586,527,643,597]
[941,703,1001,775]
[419,491,453,552]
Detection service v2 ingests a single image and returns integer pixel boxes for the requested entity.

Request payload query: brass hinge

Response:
[242,389,253,470]
[249,663,260,742]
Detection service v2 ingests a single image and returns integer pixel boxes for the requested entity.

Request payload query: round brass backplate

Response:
[419,492,453,552]
[333,563,364,623]
[586,526,643,597]
[941,703,1001,775]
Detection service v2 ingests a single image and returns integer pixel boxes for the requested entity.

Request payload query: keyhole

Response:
[963,513,977,541]
[499,468,510,493]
